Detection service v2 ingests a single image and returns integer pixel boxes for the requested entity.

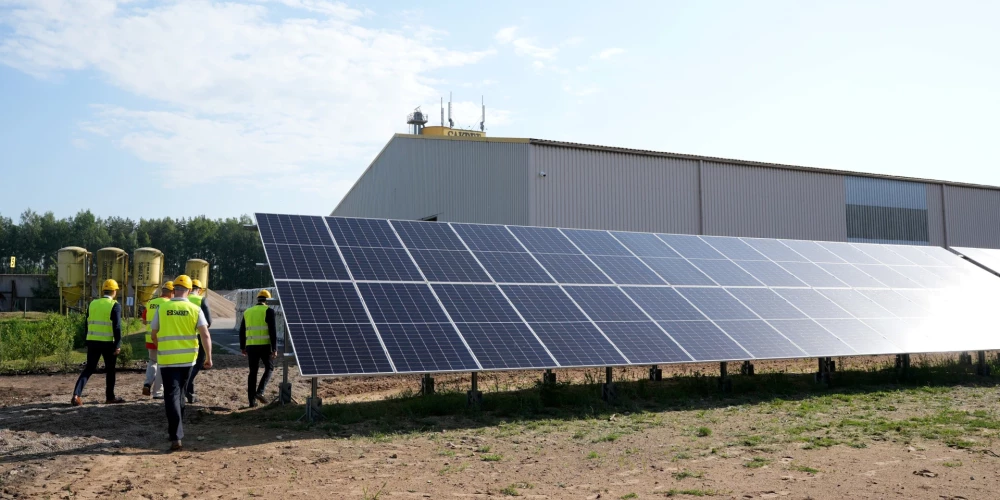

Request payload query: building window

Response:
[845,177,928,244]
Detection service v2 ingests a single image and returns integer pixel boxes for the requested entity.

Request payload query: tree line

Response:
[0,210,272,291]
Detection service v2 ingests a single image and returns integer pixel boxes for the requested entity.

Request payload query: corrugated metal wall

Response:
[529,146,700,233]
[925,184,946,246]
[844,176,929,244]
[332,137,530,225]
[701,162,847,240]
[942,185,1000,248]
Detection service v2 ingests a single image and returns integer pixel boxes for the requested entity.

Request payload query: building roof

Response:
[393,132,1000,192]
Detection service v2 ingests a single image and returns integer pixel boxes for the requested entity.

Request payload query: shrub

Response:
[0,313,78,370]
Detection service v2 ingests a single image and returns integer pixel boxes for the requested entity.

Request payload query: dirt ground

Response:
[2,355,1000,499]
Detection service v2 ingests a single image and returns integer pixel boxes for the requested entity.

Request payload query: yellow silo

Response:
[133,247,164,316]
[57,246,90,313]
[96,247,129,313]
[184,259,210,291]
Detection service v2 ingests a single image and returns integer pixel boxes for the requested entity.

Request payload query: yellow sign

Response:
[9,256,14,269]
[421,126,485,138]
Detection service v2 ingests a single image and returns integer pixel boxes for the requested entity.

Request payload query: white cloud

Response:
[71,137,90,150]
[493,26,558,60]
[594,47,625,60]
[563,84,599,97]
[0,0,494,190]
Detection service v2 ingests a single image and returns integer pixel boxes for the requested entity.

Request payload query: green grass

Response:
[695,427,712,437]
[791,465,819,474]
[476,445,492,453]
[665,489,717,497]
[481,453,503,462]
[744,457,771,469]
[620,493,638,499]
[587,451,600,460]
[671,470,704,480]
[594,432,622,443]
[499,484,520,496]
[943,461,962,467]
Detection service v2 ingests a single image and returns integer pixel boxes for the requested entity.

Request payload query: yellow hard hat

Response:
[102,279,119,291]
[257,289,272,299]
[162,281,174,291]
[191,279,203,289]
[173,275,193,290]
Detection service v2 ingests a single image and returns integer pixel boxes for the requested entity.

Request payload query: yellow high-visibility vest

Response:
[86,297,116,342]
[156,300,201,368]
[145,297,170,344]
[188,295,203,307]
[244,304,270,346]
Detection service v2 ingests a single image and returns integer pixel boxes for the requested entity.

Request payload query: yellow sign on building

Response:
[421,126,485,138]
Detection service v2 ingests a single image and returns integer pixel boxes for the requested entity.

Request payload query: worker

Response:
[150,275,212,452]
[240,289,277,407]
[185,279,212,403]
[71,279,125,406]
[142,281,173,399]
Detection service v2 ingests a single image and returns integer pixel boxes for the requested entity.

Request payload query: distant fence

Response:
[226,288,285,343]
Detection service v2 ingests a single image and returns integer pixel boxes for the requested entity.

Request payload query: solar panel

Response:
[257,213,1000,377]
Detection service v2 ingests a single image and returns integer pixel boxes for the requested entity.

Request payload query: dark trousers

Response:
[73,341,117,400]
[247,345,274,405]
[161,366,194,442]
[186,343,205,396]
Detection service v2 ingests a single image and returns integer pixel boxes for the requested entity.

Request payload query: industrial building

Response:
[332,128,1000,249]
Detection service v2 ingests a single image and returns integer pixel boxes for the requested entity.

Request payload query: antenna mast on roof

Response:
[480,96,485,132]
[448,92,454,128]
[440,97,444,127]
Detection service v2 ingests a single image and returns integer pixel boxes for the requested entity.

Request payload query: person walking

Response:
[240,290,277,407]
[184,279,212,403]
[71,279,126,406]
[142,281,173,399]
[149,275,212,452]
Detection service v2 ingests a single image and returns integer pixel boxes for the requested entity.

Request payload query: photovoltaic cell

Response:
[408,249,491,282]
[391,220,466,250]
[534,254,613,284]
[499,285,589,323]
[589,255,666,285]
[773,289,851,319]
[453,323,555,370]
[816,263,886,288]
[338,246,424,282]
[265,243,350,281]
[853,265,918,288]
[856,290,923,317]
[473,251,554,283]
[850,243,914,266]
[813,319,902,355]
[816,289,892,318]
[276,281,369,324]
[640,258,716,286]
[327,217,402,248]
[889,266,949,288]
[780,239,845,263]
[257,213,335,246]
[701,236,767,261]
[432,284,524,323]
[658,234,726,259]
[688,259,762,286]
[376,323,479,373]
[357,283,449,323]
[451,223,526,252]
[677,287,757,320]
[734,260,807,287]
[621,287,707,321]
[528,322,627,366]
[888,245,949,266]
[742,238,809,262]
[595,322,692,363]
[563,286,649,321]
[725,288,806,320]
[713,320,805,358]
[774,262,848,288]
[291,323,393,375]
[611,231,682,258]
[817,241,881,265]
[767,320,855,357]
[658,321,750,361]
[562,229,631,256]
[508,225,579,254]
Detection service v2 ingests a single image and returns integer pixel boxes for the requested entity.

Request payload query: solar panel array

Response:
[257,213,1000,377]
[951,247,1000,277]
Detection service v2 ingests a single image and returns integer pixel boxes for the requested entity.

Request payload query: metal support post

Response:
[298,378,323,423]
[976,351,991,376]
[542,368,556,385]
[601,367,616,402]
[648,365,662,381]
[467,372,483,407]
[815,357,833,385]
[959,352,973,365]
[895,353,911,377]
[421,373,435,395]
[278,330,293,405]
[718,362,732,392]
[740,360,754,376]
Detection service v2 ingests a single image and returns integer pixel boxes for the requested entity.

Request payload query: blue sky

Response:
[1,0,998,221]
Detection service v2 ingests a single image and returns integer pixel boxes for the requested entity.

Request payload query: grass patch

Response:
[665,489,717,497]
[594,432,622,443]
[744,457,771,469]
[621,494,638,500]
[943,461,962,467]
[587,451,600,460]
[695,427,712,437]
[791,465,819,474]
[476,445,492,453]
[499,484,520,496]
[671,470,704,480]
[481,453,503,462]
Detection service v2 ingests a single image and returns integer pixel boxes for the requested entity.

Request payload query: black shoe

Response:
[255,393,268,405]
[186,394,198,404]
